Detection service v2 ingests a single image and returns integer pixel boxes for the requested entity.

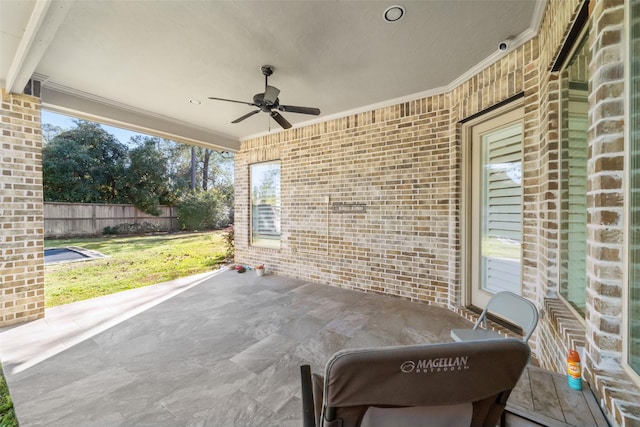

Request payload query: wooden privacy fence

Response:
[44,202,178,238]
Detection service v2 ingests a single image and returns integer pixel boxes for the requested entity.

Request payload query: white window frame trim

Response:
[250,160,282,249]
[623,0,640,387]
[461,100,525,308]
[556,23,590,325]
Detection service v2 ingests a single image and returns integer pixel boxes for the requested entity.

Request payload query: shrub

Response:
[176,190,231,231]
[0,364,17,427]
[103,226,117,235]
[222,225,234,260]
[103,222,160,235]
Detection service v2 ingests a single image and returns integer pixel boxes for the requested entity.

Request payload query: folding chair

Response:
[450,292,538,343]
[300,338,530,427]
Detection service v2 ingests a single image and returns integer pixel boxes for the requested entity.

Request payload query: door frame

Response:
[461,101,525,309]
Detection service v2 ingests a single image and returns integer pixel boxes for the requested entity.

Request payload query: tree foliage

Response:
[43,121,127,203]
[42,119,235,228]
[176,190,232,231]
[125,136,178,215]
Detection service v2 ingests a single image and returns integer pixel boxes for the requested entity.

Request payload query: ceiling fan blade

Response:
[208,96,256,107]
[263,86,280,105]
[278,105,321,115]
[270,111,292,129]
[232,110,260,123]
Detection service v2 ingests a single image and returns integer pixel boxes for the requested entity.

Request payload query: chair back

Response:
[314,339,530,427]
[476,291,538,342]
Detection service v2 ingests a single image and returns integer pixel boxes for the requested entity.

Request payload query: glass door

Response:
[469,108,524,308]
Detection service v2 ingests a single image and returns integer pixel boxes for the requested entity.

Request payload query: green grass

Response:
[44,231,229,308]
[0,364,17,427]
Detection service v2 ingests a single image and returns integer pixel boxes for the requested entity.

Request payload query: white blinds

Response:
[481,122,522,294]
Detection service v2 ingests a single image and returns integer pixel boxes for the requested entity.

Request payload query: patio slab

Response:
[0,268,472,426]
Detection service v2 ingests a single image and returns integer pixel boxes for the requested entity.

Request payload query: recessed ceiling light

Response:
[189,99,202,105]
[383,5,405,23]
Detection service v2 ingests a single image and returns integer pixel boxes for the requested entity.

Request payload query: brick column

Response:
[584,1,640,425]
[0,89,45,326]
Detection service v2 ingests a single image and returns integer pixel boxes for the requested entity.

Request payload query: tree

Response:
[191,146,197,191]
[42,123,63,144]
[202,149,211,191]
[176,189,231,230]
[42,121,128,203]
[41,119,235,228]
[124,136,177,215]
[175,146,234,193]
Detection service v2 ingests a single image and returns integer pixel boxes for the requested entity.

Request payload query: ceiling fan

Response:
[208,65,321,130]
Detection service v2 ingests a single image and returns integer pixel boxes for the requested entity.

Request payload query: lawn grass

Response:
[44,231,229,308]
[0,364,18,427]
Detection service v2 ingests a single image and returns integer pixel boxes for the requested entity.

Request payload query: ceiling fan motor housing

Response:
[253,93,279,111]
[261,65,274,76]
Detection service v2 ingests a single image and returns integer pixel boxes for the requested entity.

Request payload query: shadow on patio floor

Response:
[0,269,472,426]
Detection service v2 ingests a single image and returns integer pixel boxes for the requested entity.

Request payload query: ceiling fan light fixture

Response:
[383,5,405,23]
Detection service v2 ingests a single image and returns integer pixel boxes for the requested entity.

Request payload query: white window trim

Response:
[556,24,590,326]
[461,100,524,308]
[623,0,640,387]
[250,160,282,249]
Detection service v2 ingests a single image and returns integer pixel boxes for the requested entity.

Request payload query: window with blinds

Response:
[250,161,281,248]
[559,33,589,317]
[481,122,523,294]
[467,105,524,308]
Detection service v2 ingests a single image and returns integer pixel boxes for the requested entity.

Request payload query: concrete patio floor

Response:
[0,268,473,426]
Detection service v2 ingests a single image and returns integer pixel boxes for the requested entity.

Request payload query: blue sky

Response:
[42,110,145,144]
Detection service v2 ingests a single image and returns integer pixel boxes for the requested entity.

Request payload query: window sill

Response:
[542,298,640,426]
[543,298,586,352]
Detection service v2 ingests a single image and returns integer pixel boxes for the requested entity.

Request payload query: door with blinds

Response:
[469,108,524,308]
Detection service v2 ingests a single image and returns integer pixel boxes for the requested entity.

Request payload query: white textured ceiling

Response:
[1,0,545,151]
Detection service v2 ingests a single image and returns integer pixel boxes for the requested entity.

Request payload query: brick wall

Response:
[533,0,584,372]
[237,97,457,304]
[235,8,540,310]
[234,0,640,423]
[584,1,640,425]
[0,90,45,327]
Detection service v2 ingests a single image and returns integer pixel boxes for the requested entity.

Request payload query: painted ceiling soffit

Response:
[242,7,545,142]
[40,79,240,152]
[10,1,547,146]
